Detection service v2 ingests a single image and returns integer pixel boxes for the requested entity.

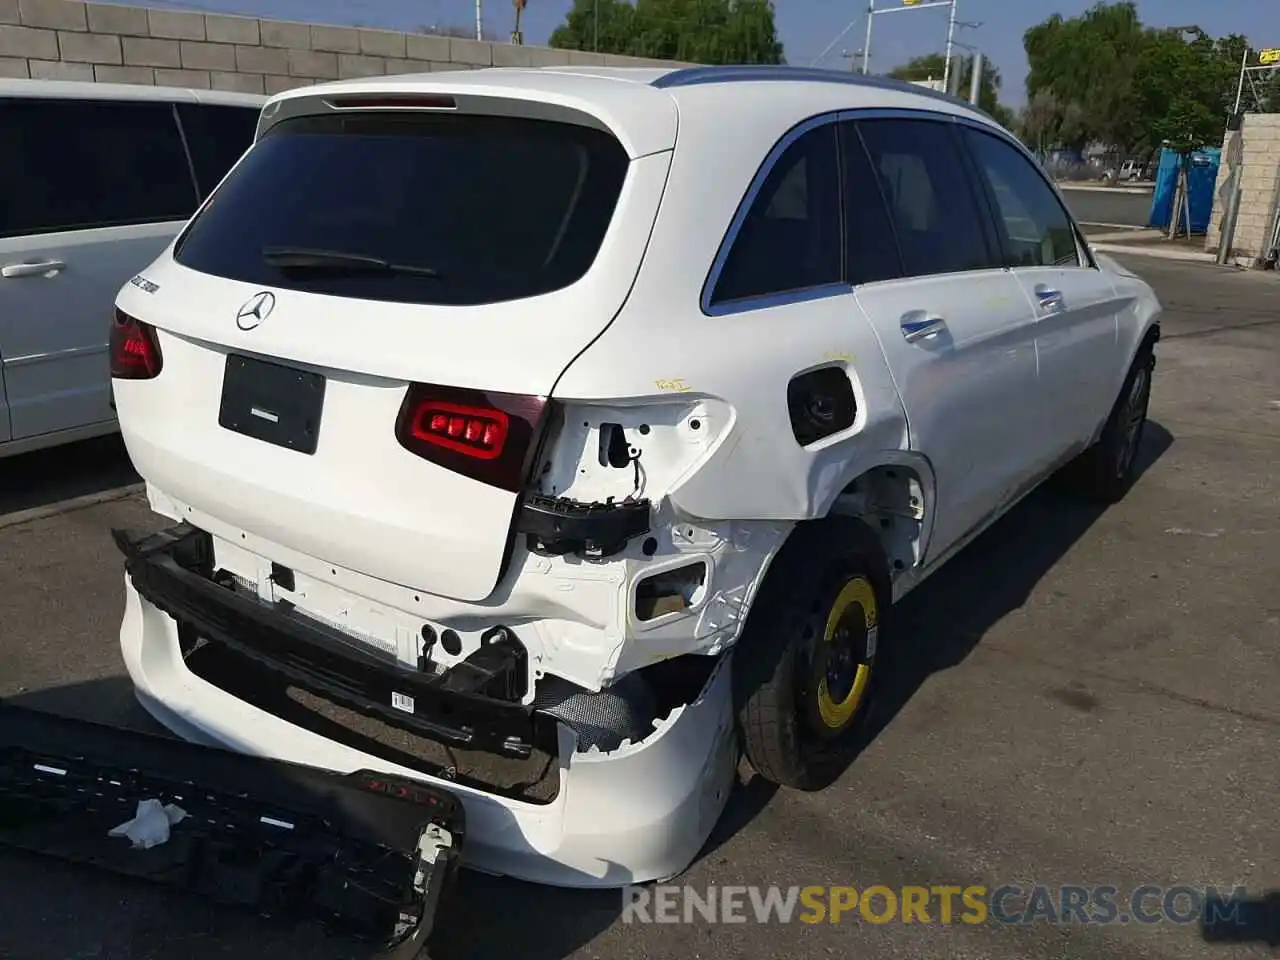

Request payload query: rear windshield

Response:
[172,112,630,306]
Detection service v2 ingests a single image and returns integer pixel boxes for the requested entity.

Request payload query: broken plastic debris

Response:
[108,798,189,850]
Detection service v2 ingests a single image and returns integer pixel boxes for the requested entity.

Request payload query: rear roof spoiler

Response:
[257,70,680,158]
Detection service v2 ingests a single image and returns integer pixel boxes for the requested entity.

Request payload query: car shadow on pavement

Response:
[0,433,140,522]
[854,420,1176,761]
[1200,890,1280,949]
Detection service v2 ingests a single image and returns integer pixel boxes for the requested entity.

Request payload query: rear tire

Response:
[732,516,891,792]
[1065,339,1155,504]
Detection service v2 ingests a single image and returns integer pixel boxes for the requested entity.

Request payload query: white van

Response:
[0,79,264,458]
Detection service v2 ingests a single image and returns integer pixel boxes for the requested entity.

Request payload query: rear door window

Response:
[172,113,630,307]
[0,98,198,238]
[709,122,843,307]
[175,102,261,198]
[854,118,1000,278]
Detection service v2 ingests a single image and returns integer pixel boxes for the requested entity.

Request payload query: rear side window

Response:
[0,98,198,239]
[173,113,630,307]
[709,123,842,307]
[961,127,1082,268]
[855,118,999,278]
[175,103,260,199]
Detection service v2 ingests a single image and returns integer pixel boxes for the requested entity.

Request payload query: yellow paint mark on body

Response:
[655,378,692,392]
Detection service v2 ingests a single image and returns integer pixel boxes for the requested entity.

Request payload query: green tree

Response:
[1135,29,1246,152]
[887,51,1015,129]
[1016,89,1086,156]
[546,0,637,54]
[1023,2,1250,155]
[549,0,783,65]
[1023,1,1146,152]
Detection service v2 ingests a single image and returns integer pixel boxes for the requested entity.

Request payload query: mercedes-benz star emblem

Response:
[236,291,276,331]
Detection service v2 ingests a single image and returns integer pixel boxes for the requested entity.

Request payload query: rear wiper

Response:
[262,246,440,278]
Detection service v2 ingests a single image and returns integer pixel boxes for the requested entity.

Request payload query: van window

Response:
[175,102,261,198]
[854,118,1000,278]
[0,98,198,239]
[172,112,630,307]
[710,123,843,306]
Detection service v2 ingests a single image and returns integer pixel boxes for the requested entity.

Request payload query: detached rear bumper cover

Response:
[0,700,463,958]
[115,523,739,888]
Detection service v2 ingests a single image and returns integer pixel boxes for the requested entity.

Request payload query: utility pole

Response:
[862,1,874,75]
[475,0,483,40]
[941,0,957,95]
[968,50,982,105]
[594,0,599,52]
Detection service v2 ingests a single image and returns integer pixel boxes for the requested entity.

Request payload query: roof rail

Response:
[651,63,982,114]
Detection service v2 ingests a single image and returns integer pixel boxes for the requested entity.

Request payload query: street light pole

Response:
[941,0,957,95]
[862,1,874,75]
[1233,43,1250,114]
[862,0,957,78]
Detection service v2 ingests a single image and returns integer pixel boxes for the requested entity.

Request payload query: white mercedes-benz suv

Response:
[108,64,1161,889]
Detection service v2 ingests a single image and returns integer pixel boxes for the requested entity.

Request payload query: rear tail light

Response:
[110,309,163,380]
[395,383,549,492]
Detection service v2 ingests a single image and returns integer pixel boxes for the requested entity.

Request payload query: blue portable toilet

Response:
[1148,146,1221,233]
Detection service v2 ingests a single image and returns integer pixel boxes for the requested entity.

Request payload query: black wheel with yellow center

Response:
[808,576,878,740]
[733,516,891,791]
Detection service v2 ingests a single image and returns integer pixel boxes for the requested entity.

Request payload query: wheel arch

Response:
[815,451,938,589]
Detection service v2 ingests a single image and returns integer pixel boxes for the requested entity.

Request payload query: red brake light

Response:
[410,400,509,460]
[395,383,548,492]
[110,309,163,380]
[326,94,457,110]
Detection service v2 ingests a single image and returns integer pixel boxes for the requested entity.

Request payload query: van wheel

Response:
[733,516,891,792]
[1067,341,1155,504]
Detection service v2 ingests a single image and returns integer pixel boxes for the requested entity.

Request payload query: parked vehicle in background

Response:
[0,79,264,459]
[1117,159,1142,181]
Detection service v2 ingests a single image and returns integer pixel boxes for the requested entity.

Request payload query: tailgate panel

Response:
[115,332,519,603]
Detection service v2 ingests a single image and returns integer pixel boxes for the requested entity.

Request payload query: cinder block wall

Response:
[0,0,689,95]
[1206,113,1280,266]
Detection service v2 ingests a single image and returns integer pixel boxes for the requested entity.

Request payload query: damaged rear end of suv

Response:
[107,69,746,890]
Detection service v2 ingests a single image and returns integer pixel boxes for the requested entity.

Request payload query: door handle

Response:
[1,260,66,278]
[1034,284,1065,312]
[900,310,947,343]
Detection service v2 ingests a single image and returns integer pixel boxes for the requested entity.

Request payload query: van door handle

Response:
[1,260,66,278]
[1034,284,1065,312]
[900,310,947,343]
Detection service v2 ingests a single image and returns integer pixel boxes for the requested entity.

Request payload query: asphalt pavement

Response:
[1059,184,1155,229]
[1,258,1278,960]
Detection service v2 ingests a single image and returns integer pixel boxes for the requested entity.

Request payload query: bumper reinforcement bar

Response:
[0,699,463,958]
[113,523,550,760]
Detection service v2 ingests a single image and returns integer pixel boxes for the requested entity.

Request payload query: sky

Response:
[113,0,1277,107]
